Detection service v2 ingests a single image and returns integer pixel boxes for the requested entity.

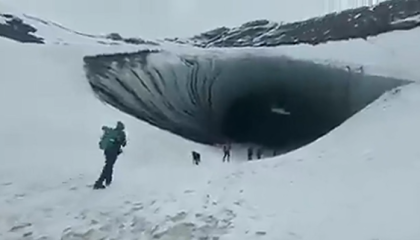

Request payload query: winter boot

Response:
[93,182,106,189]
[105,179,112,186]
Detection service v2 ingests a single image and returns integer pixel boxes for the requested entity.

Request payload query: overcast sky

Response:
[0,0,382,39]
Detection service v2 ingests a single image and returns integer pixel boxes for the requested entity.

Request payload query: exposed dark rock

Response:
[123,37,158,45]
[169,0,420,47]
[106,32,159,45]
[0,14,44,43]
[106,32,124,41]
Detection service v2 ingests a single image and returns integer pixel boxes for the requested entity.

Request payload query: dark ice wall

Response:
[84,51,410,149]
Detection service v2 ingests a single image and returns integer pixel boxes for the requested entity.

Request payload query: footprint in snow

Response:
[169,211,187,222]
[287,231,303,239]
[9,222,32,232]
[14,193,26,198]
[233,199,244,206]
[130,203,144,211]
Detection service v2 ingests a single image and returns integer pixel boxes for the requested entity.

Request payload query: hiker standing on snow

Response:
[256,147,263,159]
[247,147,253,161]
[93,121,127,189]
[192,151,201,165]
[222,142,231,162]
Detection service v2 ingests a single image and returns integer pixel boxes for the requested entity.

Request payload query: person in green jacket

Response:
[93,121,127,189]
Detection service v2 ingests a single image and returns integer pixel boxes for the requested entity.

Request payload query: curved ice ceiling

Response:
[84,49,409,148]
[1,0,419,150]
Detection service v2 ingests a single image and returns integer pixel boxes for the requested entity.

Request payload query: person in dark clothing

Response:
[247,147,253,161]
[192,151,201,165]
[93,121,127,189]
[222,143,231,162]
[256,148,263,159]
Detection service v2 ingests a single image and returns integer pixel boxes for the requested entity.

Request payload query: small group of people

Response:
[221,144,272,162]
[247,147,264,160]
[92,121,280,189]
[192,143,277,166]
[191,142,231,166]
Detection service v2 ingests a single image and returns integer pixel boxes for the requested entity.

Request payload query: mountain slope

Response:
[170,0,420,47]
[0,0,385,38]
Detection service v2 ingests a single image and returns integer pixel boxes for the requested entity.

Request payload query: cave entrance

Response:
[220,91,341,155]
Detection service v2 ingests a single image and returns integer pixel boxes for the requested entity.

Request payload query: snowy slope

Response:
[0,3,158,46]
[1,39,420,239]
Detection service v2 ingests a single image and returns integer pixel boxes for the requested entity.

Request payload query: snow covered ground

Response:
[0,36,419,240]
[0,40,221,239]
[1,3,420,240]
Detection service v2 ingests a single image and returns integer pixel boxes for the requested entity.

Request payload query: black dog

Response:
[192,151,201,165]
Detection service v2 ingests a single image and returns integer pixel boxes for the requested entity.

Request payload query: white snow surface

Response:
[0,15,6,25]
[391,14,420,25]
[1,12,420,240]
